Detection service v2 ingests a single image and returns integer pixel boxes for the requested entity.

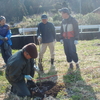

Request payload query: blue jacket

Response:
[37,22,56,43]
[0,24,12,45]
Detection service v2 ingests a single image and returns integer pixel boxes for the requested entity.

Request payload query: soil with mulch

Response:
[27,80,65,99]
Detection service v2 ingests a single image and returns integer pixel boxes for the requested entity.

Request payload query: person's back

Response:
[6,50,27,82]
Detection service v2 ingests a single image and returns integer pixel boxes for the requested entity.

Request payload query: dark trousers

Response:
[0,43,12,64]
[10,80,31,97]
[63,38,78,63]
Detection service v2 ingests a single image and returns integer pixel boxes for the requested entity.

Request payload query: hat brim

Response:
[41,18,47,19]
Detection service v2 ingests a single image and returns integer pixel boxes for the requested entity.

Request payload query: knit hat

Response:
[0,16,6,21]
[59,8,70,15]
[22,43,38,58]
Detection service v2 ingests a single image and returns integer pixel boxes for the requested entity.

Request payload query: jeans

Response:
[63,38,78,63]
[0,43,12,64]
[10,80,31,97]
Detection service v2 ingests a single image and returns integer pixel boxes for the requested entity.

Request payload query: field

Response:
[0,39,100,100]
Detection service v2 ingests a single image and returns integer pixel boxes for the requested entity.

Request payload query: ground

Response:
[0,57,5,68]
[0,40,100,100]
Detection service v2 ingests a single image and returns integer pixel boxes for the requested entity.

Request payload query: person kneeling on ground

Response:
[5,43,38,98]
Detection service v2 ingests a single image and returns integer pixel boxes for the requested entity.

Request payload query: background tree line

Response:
[0,0,100,22]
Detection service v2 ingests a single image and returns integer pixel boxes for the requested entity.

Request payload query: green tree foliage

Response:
[0,0,100,22]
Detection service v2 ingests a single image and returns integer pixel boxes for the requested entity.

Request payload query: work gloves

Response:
[37,36,42,42]
[24,75,32,80]
[74,40,78,45]
[60,39,78,45]
[60,39,63,44]
[34,65,40,73]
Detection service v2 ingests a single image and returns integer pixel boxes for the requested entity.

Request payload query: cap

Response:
[41,14,48,19]
[0,16,6,21]
[22,43,38,58]
[59,8,70,14]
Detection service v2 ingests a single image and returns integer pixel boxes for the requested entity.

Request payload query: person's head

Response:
[59,8,70,19]
[41,14,48,24]
[0,16,6,26]
[22,43,38,59]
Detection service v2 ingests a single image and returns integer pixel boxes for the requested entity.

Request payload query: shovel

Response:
[38,41,44,73]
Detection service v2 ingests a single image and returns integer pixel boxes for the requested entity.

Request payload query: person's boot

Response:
[76,63,80,69]
[51,58,55,67]
[69,63,73,69]
[38,59,44,73]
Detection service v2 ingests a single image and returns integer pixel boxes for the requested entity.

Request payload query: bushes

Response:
[15,13,100,28]
[74,13,100,25]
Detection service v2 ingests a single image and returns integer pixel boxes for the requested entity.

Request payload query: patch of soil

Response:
[28,80,65,99]
[5,80,65,100]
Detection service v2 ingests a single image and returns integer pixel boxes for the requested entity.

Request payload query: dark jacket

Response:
[60,16,79,40]
[37,22,56,43]
[6,50,34,83]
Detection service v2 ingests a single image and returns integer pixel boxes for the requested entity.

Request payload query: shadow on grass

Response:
[63,67,97,100]
[46,64,58,83]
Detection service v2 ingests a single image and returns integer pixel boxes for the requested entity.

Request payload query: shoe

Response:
[51,59,54,65]
[69,63,73,69]
[76,64,79,69]
[0,65,6,69]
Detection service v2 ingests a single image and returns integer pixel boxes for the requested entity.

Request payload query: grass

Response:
[0,39,100,100]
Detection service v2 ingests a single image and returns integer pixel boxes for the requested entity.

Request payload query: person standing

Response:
[37,14,56,71]
[6,43,38,98]
[59,8,79,69]
[0,16,12,69]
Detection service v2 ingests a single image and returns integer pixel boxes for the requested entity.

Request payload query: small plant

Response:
[71,94,82,100]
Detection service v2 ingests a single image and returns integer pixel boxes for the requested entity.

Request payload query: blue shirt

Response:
[0,24,12,45]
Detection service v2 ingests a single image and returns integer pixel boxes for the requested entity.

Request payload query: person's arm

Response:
[5,30,12,39]
[72,19,79,40]
[37,24,41,37]
[60,23,64,39]
[51,23,56,40]
[5,26,12,40]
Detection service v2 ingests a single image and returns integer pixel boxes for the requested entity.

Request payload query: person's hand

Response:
[4,37,8,41]
[37,36,42,42]
[60,39,63,44]
[24,75,32,80]
[34,65,40,73]
[74,40,78,45]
